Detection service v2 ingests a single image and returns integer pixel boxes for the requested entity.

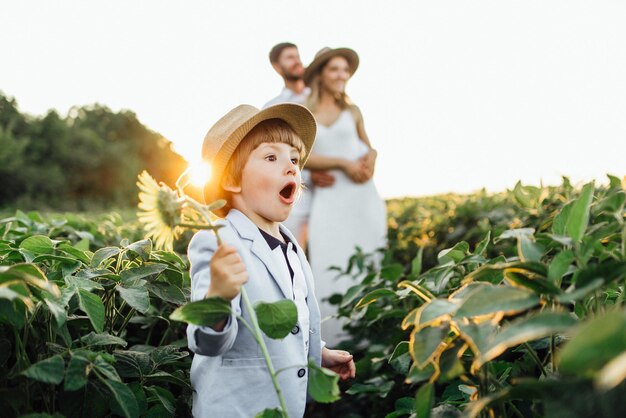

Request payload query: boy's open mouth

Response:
[279,182,296,202]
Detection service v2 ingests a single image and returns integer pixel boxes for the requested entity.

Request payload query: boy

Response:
[186,104,356,417]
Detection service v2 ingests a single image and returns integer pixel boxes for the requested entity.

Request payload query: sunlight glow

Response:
[187,161,212,188]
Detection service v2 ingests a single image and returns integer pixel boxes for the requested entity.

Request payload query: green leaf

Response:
[146,282,186,305]
[438,242,470,264]
[145,386,175,414]
[474,231,491,255]
[389,341,411,374]
[125,239,152,261]
[518,235,544,262]
[406,362,435,384]
[503,271,561,295]
[477,312,577,367]
[356,288,396,309]
[565,182,594,242]
[99,378,139,418]
[410,247,424,278]
[19,235,54,255]
[410,326,446,367]
[454,284,539,318]
[255,409,283,418]
[415,382,434,418]
[255,299,298,339]
[117,285,150,313]
[417,299,458,328]
[552,201,573,235]
[307,360,340,403]
[80,332,128,348]
[548,250,575,284]
[170,297,231,327]
[380,263,404,281]
[44,298,67,327]
[77,289,105,333]
[120,264,167,284]
[150,345,189,367]
[65,276,104,291]
[94,355,122,381]
[91,247,121,267]
[596,350,626,390]
[556,278,604,303]
[22,354,65,384]
[559,310,626,377]
[64,354,90,391]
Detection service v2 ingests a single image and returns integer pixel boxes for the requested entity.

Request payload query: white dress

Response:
[307,109,387,346]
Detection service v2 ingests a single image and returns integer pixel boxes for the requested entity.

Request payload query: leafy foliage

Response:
[0,92,188,210]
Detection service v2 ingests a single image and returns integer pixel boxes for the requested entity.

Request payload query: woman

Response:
[303,47,387,346]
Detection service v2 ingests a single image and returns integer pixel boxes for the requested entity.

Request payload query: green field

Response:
[1,176,625,418]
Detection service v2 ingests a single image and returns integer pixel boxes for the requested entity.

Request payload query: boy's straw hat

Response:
[201,103,316,203]
[303,47,359,86]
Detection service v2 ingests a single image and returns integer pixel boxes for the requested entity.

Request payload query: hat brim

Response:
[303,48,359,86]
[203,103,316,204]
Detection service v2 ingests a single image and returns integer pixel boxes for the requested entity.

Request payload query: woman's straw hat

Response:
[303,47,359,86]
[201,103,316,203]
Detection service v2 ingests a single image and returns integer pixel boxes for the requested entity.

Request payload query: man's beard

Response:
[284,73,302,82]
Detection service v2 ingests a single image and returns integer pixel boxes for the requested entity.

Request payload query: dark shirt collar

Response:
[258,228,297,253]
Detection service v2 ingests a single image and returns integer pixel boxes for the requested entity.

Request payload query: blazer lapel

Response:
[227,210,292,300]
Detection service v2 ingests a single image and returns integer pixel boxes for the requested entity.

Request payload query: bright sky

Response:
[3,1,625,198]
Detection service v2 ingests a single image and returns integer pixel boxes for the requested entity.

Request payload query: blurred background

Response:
[2,0,625,210]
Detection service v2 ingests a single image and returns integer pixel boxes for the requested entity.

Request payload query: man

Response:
[265,42,309,107]
[264,43,335,250]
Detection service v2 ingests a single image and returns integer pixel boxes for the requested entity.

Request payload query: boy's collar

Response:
[226,209,299,249]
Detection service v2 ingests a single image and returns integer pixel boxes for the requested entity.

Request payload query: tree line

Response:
[0,92,188,210]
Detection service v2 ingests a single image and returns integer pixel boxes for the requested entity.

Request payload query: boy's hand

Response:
[207,244,248,301]
[321,347,356,381]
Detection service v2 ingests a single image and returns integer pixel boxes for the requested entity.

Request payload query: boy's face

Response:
[228,142,302,227]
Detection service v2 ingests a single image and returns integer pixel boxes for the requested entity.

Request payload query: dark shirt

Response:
[258,228,297,280]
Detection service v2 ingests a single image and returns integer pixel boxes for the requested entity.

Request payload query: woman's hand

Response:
[343,160,369,183]
[321,347,356,381]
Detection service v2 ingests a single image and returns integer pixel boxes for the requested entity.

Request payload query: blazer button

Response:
[291,325,300,335]
[297,368,306,378]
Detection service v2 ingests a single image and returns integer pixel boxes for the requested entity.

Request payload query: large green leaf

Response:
[91,247,121,267]
[548,250,575,284]
[503,271,561,295]
[410,326,446,367]
[438,242,470,265]
[117,285,150,313]
[416,299,458,328]
[307,360,340,403]
[476,311,577,367]
[518,235,544,262]
[120,264,167,284]
[145,386,175,414]
[255,299,298,339]
[80,332,128,348]
[77,289,105,333]
[415,382,434,418]
[99,378,139,418]
[146,282,186,305]
[454,284,540,318]
[125,239,152,262]
[169,297,231,327]
[22,354,65,384]
[19,235,54,255]
[552,201,574,235]
[559,310,626,377]
[356,288,396,309]
[565,182,594,242]
[255,409,283,418]
[64,354,90,391]
[596,350,626,390]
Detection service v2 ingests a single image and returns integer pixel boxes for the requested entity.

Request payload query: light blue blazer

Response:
[187,209,323,418]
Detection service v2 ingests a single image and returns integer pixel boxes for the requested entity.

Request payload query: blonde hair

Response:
[306,61,354,113]
[215,119,306,216]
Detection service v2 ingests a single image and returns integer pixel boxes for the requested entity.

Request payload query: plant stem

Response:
[522,342,548,377]
[116,308,136,337]
[240,287,290,417]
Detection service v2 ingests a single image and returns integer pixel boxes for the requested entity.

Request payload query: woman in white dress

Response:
[303,47,387,346]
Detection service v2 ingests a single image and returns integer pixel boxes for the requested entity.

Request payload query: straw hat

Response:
[201,103,316,203]
[303,47,359,86]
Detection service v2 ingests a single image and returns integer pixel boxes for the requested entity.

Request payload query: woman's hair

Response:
[305,59,354,113]
[214,119,305,216]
